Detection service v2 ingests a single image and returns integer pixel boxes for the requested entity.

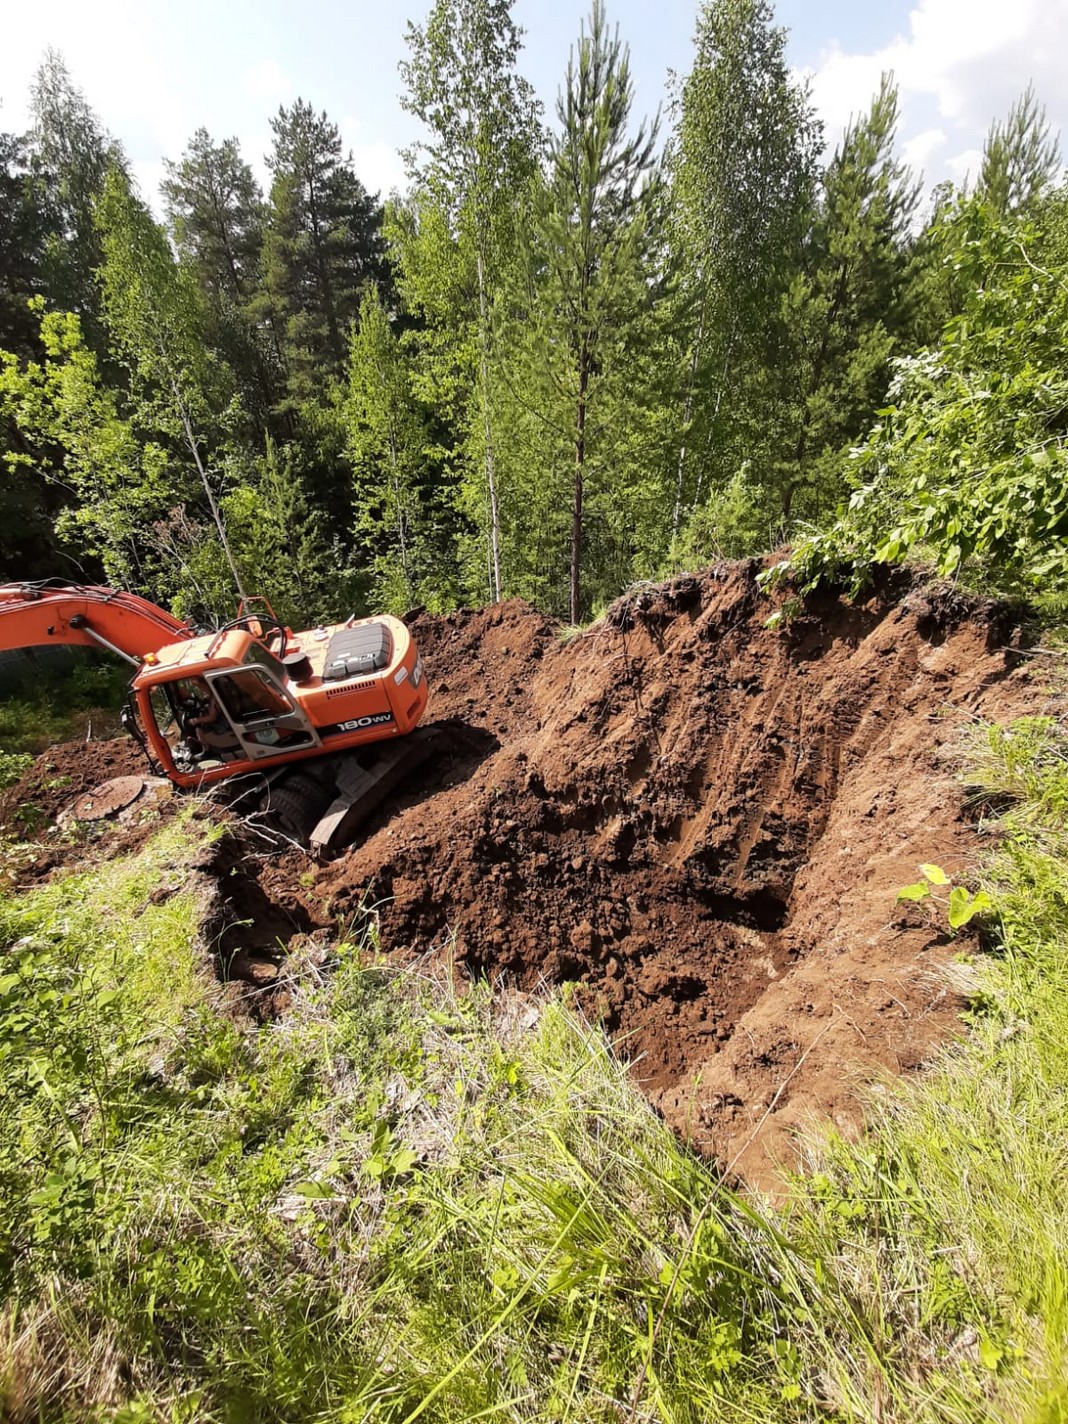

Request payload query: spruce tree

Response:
[260,100,387,403]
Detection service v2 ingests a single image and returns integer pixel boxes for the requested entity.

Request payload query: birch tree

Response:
[96,166,246,598]
[398,0,541,601]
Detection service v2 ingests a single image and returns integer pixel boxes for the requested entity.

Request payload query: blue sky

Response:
[1,0,1064,209]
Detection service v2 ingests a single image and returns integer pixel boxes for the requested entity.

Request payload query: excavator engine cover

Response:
[322,623,393,681]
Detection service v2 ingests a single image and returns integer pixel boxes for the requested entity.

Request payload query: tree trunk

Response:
[571,339,589,626]
[175,389,247,599]
[476,248,502,602]
[672,298,706,542]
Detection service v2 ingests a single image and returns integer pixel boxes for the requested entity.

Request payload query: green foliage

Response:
[4,33,1068,642]
[97,165,249,604]
[896,861,994,929]
[397,0,543,604]
[29,51,121,352]
[0,750,32,788]
[344,288,457,612]
[162,127,279,434]
[669,0,820,534]
[0,303,184,589]
[979,84,1061,217]
[773,73,918,524]
[786,195,1068,602]
[521,0,663,622]
[259,98,386,409]
[0,650,129,755]
[0,131,52,362]
[671,463,773,566]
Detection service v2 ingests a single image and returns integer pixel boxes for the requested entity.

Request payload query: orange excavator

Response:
[0,580,431,852]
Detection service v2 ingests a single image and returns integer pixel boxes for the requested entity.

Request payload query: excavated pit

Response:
[1,561,1050,1184]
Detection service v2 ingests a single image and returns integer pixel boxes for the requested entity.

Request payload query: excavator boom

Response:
[0,580,193,664]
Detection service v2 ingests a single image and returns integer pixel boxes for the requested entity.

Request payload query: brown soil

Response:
[307,563,1044,1186]
[2,563,1050,1187]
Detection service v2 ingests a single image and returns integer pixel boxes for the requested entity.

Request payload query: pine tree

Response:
[162,128,278,426]
[163,129,264,310]
[979,84,1061,216]
[531,0,659,622]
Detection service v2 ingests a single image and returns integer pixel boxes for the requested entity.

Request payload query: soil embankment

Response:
[2,563,1047,1183]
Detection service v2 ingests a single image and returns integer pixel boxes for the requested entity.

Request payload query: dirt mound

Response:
[3,566,1048,1185]
[0,735,148,830]
[301,564,1042,1185]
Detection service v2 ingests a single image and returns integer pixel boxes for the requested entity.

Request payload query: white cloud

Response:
[243,59,293,105]
[339,113,408,199]
[901,126,946,174]
[349,142,407,200]
[945,146,984,187]
[805,0,1068,191]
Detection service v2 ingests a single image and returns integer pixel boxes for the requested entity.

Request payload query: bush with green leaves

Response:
[782,195,1068,602]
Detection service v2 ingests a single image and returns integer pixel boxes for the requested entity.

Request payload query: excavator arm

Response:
[0,581,194,664]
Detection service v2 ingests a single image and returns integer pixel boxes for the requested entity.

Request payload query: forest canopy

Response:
[0,3,1063,628]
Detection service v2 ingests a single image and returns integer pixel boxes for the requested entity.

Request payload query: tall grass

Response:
[782,717,1068,1422]
[1,717,1067,1420]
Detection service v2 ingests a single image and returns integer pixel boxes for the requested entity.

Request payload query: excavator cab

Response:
[139,660,321,772]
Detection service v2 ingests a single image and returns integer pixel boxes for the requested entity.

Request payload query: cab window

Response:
[244,641,287,682]
[211,669,292,725]
[148,685,179,744]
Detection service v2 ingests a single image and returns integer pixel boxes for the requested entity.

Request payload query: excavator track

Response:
[307,728,439,856]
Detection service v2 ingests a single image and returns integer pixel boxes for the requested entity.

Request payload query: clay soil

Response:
[1,562,1051,1185]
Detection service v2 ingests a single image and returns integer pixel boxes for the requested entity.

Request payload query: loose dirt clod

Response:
[1,562,1048,1186]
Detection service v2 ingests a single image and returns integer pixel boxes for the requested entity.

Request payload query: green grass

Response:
[0,816,814,1421]
[0,655,129,755]
[779,716,1068,1422]
[1,717,1068,1421]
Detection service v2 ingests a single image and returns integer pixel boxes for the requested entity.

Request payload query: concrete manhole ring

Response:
[66,775,147,822]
